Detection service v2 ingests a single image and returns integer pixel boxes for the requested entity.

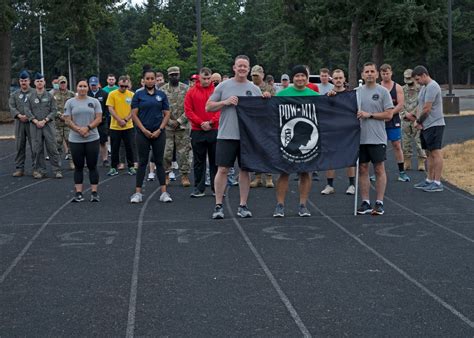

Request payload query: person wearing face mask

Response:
[160,66,191,187]
[87,76,109,167]
[64,79,103,202]
[400,69,426,171]
[130,68,172,203]
[51,75,75,169]
[9,70,34,177]
[25,73,63,179]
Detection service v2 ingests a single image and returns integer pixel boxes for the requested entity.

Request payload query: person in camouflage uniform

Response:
[51,75,75,168]
[161,66,191,187]
[9,71,34,177]
[249,65,275,188]
[25,73,62,179]
[400,69,426,171]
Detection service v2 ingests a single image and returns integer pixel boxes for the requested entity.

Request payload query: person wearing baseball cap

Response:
[9,70,34,177]
[400,68,426,171]
[88,76,110,167]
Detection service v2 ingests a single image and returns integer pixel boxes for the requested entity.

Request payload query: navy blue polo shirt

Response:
[131,88,169,132]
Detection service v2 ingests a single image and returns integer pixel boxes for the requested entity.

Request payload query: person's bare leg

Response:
[239,169,250,205]
[374,162,387,201]
[426,150,434,180]
[276,173,289,205]
[430,149,443,181]
[392,140,404,163]
[214,166,229,205]
[298,172,312,205]
[346,166,356,178]
[100,143,108,162]
[326,169,335,179]
[359,163,370,201]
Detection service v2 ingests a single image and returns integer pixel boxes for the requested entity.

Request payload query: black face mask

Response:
[213,81,219,86]
[169,77,179,86]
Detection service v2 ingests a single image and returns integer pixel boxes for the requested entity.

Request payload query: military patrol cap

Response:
[19,70,30,79]
[58,75,67,83]
[34,73,44,80]
[251,65,264,76]
[167,66,180,75]
[403,69,414,84]
[281,74,290,81]
[89,76,99,85]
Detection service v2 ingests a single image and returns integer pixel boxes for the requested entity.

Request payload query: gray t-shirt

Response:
[210,79,262,140]
[418,79,445,129]
[318,82,334,95]
[357,84,394,145]
[64,97,102,143]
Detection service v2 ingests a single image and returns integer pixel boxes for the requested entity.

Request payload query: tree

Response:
[185,30,231,76]
[0,0,14,119]
[126,23,184,85]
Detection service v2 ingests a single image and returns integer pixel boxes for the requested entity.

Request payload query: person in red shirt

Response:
[304,65,320,93]
[185,67,220,197]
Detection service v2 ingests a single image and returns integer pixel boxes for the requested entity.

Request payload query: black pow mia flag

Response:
[236,92,360,174]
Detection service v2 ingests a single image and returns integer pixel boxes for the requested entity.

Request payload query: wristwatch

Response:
[87,125,93,131]
[369,113,374,119]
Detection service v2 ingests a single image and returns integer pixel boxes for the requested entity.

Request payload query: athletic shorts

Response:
[359,144,386,164]
[386,127,401,141]
[216,139,241,168]
[421,126,444,150]
[97,121,108,144]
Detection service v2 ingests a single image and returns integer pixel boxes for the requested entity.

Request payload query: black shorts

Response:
[421,126,444,150]
[216,139,240,168]
[97,121,108,144]
[359,144,386,164]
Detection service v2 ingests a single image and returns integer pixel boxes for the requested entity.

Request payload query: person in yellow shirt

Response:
[106,75,136,176]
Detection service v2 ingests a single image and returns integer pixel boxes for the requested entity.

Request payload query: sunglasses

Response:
[119,85,128,88]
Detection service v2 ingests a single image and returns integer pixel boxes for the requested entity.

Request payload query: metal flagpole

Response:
[353,158,359,216]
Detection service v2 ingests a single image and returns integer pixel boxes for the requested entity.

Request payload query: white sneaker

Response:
[147,172,156,181]
[169,171,176,181]
[171,161,179,170]
[345,185,356,195]
[159,191,173,203]
[130,192,143,203]
[321,185,335,195]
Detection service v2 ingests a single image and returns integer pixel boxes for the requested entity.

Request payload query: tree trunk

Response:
[372,41,384,68]
[348,17,359,89]
[0,29,12,120]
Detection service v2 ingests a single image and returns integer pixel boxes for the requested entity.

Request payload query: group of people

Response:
[9,55,445,217]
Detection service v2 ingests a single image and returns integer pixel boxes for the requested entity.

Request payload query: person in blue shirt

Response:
[130,68,172,203]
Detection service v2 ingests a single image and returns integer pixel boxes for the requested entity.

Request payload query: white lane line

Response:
[126,186,163,338]
[0,152,15,161]
[0,178,51,199]
[0,174,121,284]
[307,199,474,329]
[225,198,312,337]
[443,184,474,202]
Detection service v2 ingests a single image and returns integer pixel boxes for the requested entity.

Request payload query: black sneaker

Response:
[212,204,224,219]
[72,192,85,203]
[90,191,100,202]
[371,201,384,215]
[312,172,319,181]
[190,188,205,198]
[357,201,372,215]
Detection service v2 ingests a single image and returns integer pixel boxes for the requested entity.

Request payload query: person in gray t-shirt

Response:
[63,79,103,202]
[412,65,445,192]
[206,55,267,220]
[356,63,394,215]
[318,68,334,95]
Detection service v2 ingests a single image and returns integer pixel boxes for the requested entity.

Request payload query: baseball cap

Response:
[403,69,414,84]
[190,74,199,80]
[89,76,99,86]
[281,74,290,81]
[167,66,180,75]
[251,65,264,76]
[58,75,67,83]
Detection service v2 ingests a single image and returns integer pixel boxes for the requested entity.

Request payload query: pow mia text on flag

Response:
[236,92,360,173]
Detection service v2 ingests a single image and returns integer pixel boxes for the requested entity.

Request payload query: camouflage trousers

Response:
[164,129,191,174]
[402,121,426,159]
[55,120,70,154]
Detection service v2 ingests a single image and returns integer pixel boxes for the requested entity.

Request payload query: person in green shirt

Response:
[273,65,319,218]
[102,73,119,94]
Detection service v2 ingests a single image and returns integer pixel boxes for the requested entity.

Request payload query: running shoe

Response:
[357,201,373,215]
[159,191,173,203]
[128,167,137,176]
[169,171,176,181]
[369,175,376,182]
[72,192,85,203]
[237,205,253,218]
[190,188,205,198]
[130,192,143,203]
[398,171,411,182]
[147,172,156,181]
[54,171,63,179]
[273,203,285,218]
[345,185,356,195]
[227,175,239,186]
[171,161,179,170]
[298,204,311,217]
[372,201,384,215]
[107,168,119,176]
[423,182,444,192]
[103,159,110,167]
[90,191,100,202]
[212,204,224,219]
[321,185,335,195]
[414,180,431,189]
[312,172,320,181]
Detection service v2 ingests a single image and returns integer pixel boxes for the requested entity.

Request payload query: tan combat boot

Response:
[250,174,262,188]
[404,158,412,170]
[12,170,24,177]
[181,174,191,187]
[265,174,274,188]
[417,158,426,171]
